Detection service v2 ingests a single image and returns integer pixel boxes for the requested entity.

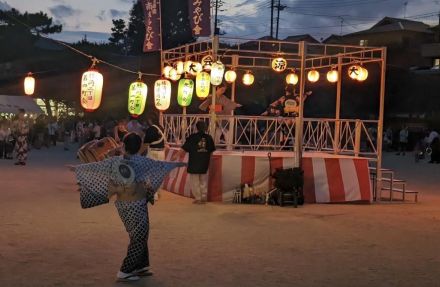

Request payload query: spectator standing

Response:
[48,118,58,146]
[0,121,10,159]
[397,126,409,156]
[13,109,30,165]
[172,121,216,204]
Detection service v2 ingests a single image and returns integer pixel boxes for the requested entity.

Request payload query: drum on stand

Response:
[78,137,120,163]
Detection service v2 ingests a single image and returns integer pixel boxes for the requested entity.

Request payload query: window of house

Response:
[359,40,368,46]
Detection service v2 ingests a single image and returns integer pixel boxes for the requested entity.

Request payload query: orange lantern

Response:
[285,70,298,85]
[307,69,320,83]
[224,70,237,83]
[242,71,255,86]
[175,61,184,75]
[24,72,35,96]
[169,68,181,81]
[326,69,338,83]
[272,57,287,72]
[163,65,173,78]
[80,68,103,112]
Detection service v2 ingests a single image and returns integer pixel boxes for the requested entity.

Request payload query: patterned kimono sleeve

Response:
[75,158,115,209]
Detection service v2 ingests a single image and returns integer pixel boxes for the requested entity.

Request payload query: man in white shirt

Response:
[397,126,409,156]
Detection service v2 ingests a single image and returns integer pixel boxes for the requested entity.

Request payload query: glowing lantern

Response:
[169,68,181,81]
[177,79,194,107]
[242,71,255,86]
[307,69,320,83]
[175,61,184,75]
[326,69,338,83]
[285,71,298,85]
[196,72,211,99]
[163,65,173,78]
[184,61,193,74]
[80,69,103,112]
[348,65,361,80]
[210,61,225,86]
[24,73,35,96]
[224,70,237,83]
[189,62,203,76]
[154,79,171,111]
[357,67,368,81]
[272,57,287,72]
[127,81,148,117]
[201,55,214,71]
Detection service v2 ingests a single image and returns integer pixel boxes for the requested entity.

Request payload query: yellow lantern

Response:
[163,65,173,78]
[242,71,255,86]
[307,69,320,83]
[357,67,369,81]
[80,69,103,112]
[189,62,203,76]
[128,81,148,117]
[169,68,181,81]
[177,79,194,107]
[154,79,171,111]
[24,72,35,96]
[201,55,214,71]
[272,57,287,72]
[348,65,361,80]
[326,69,338,83]
[175,61,184,75]
[196,72,211,99]
[184,61,193,74]
[224,70,237,83]
[285,71,298,85]
[210,61,225,86]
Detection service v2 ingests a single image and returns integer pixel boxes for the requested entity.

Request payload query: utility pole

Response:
[403,1,408,18]
[270,0,274,38]
[275,0,286,39]
[214,0,219,35]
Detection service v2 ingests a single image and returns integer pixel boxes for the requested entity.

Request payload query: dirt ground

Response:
[1,145,440,287]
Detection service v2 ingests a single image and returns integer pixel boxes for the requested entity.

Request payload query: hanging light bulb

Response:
[307,69,320,83]
[210,61,225,86]
[163,65,173,78]
[285,70,298,85]
[175,61,184,75]
[196,71,211,99]
[24,72,35,96]
[128,75,148,117]
[224,70,237,83]
[271,57,287,72]
[357,66,369,81]
[154,79,171,111]
[177,78,194,107]
[326,69,338,83]
[169,68,181,81]
[80,59,103,112]
[242,71,255,86]
[201,55,214,71]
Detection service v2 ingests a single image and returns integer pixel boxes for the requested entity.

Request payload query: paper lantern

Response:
[210,61,225,86]
[272,57,287,72]
[285,71,298,85]
[242,71,255,86]
[175,61,184,75]
[326,69,338,83]
[154,79,171,111]
[196,72,211,99]
[357,67,368,81]
[163,65,173,78]
[24,73,35,96]
[224,70,237,83]
[201,55,214,71]
[128,81,148,117]
[80,69,103,112]
[307,69,320,83]
[189,62,203,76]
[348,65,361,80]
[184,61,193,74]
[177,79,194,107]
[169,68,181,81]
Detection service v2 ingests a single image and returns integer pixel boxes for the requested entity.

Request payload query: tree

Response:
[109,19,128,54]
[0,8,62,35]
[125,1,145,55]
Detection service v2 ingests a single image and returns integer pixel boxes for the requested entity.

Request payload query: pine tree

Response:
[109,19,128,54]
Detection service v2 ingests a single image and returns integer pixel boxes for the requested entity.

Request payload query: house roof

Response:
[283,34,319,43]
[347,17,432,36]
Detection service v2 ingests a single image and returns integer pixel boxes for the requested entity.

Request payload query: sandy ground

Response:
[1,145,440,287]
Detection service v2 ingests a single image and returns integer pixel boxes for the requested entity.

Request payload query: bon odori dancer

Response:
[13,109,30,166]
[73,133,185,282]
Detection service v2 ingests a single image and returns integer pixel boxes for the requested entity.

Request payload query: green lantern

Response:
[177,79,194,107]
[128,81,148,117]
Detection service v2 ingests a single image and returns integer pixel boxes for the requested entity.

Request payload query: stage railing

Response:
[162,114,378,159]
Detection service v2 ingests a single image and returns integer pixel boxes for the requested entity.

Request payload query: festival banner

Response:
[142,0,161,52]
[188,0,211,37]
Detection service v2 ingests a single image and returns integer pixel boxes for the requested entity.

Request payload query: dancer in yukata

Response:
[73,133,184,282]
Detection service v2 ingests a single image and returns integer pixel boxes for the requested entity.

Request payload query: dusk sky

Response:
[1,0,440,42]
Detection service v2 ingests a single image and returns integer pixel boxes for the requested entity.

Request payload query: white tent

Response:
[0,95,43,114]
